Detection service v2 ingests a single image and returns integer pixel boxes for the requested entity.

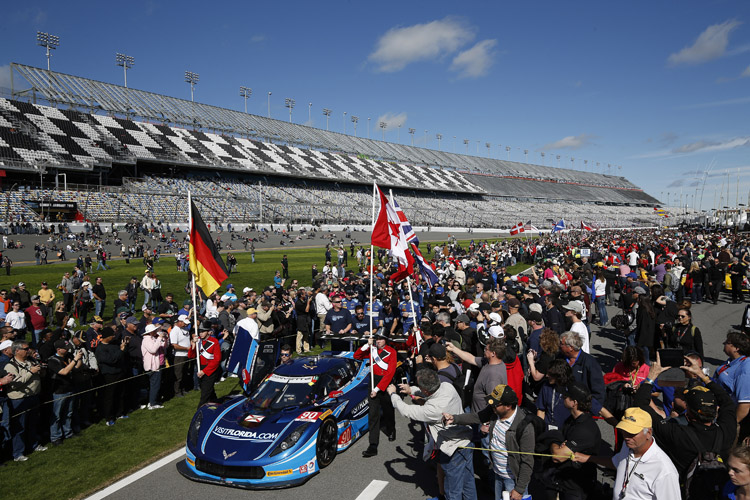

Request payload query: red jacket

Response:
[354,344,397,392]
[188,335,221,376]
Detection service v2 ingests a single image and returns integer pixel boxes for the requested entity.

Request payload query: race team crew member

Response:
[188,323,221,408]
[354,329,397,458]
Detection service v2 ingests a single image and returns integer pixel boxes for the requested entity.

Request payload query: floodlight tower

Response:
[308,102,312,123]
[351,115,359,137]
[570,157,575,169]
[322,108,332,130]
[424,130,428,146]
[285,98,295,123]
[409,128,416,146]
[397,124,402,143]
[463,139,469,153]
[556,155,561,167]
[267,92,272,118]
[524,149,528,162]
[379,121,387,140]
[239,86,252,113]
[436,133,442,151]
[343,112,347,133]
[37,31,60,71]
[184,71,199,102]
[540,152,546,165]
[487,143,492,157]
[116,53,134,88]
[367,118,371,138]
[505,146,511,160]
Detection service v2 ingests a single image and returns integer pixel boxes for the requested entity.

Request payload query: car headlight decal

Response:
[270,422,310,457]
[188,411,204,449]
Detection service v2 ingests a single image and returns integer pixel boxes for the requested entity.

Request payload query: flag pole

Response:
[369,182,376,393]
[188,190,201,375]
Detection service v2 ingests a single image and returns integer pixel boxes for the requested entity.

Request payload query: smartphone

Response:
[658,348,684,368]
[401,377,407,385]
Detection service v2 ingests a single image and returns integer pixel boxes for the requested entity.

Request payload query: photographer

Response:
[94,327,126,426]
[141,324,166,410]
[47,339,83,445]
[5,340,46,461]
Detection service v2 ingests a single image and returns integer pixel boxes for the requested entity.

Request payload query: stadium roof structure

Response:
[9,63,639,191]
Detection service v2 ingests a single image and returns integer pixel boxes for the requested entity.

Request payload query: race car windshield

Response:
[248,374,322,410]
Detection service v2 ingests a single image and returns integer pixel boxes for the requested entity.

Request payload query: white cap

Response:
[243,287,252,294]
[67,318,76,328]
[488,325,505,339]
[81,281,91,287]
[177,314,191,324]
[488,312,503,324]
[468,303,480,312]
[0,340,12,350]
[144,324,159,335]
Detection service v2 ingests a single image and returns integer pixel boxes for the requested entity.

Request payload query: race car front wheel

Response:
[316,418,338,468]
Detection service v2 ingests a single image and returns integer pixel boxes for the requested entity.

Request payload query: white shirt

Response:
[234,316,259,340]
[5,310,25,329]
[169,325,191,357]
[612,439,680,500]
[570,321,590,354]
[627,251,639,267]
[315,292,332,315]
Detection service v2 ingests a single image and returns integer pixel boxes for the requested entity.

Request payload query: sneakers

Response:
[34,445,48,452]
[220,377,226,382]
[14,455,28,462]
[148,404,164,410]
[140,404,148,410]
[117,415,129,420]
[106,420,115,426]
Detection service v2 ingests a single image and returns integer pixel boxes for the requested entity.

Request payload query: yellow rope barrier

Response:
[460,445,575,461]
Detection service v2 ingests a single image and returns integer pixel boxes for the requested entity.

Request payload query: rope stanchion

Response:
[459,445,575,461]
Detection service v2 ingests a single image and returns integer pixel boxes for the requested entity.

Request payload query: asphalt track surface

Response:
[93,295,744,500]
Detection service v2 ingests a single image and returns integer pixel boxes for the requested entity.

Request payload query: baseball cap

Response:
[562,381,591,403]
[54,340,69,350]
[428,343,447,359]
[81,281,91,287]
[100,327,116,339]
[615,407,652,435]
[488,312,503,324]
[0,340,13,350]
[488,325,505,339]
[17,282,25,287]
[243,287,253,294]
[507,297,521,308]
[490,301,502,309]
[528,303,543,315]
[626,272,637,279]
[455,314,471,324]
[126,316,139,325]
[633,286,647,295]
[485,384,518,407]
[177,314,191,324]
[462,299,474,310]
[183,299,193,306]
[41,281,48,285]
[435,286,444,294]
[562,301,585,315]
[31,295,40,301]
[685,385,717,416]
[247,307,258,315]
[467,303,480,312]
[92,316,103,323]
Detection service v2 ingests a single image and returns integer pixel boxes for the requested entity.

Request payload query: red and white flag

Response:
[371,185,414,282]
[510,222,525,235]
[581,220,594,231]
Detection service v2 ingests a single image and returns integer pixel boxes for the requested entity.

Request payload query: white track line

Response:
[354,479,389,500]
[83,449,185,500]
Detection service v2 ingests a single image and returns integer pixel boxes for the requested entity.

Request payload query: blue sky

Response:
[2,1,750,211]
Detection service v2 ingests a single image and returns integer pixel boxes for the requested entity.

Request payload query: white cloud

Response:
[541,134,593,151]
[673,136,750,154]
[450,39,497,78]
[667,19,741,66]
[375,112,407,131]
[742,65,750,78]
[251,34,266,43]
[368,17,474,72]
[0,65,11,90]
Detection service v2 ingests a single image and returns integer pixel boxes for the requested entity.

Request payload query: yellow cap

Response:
[616,407,652,434]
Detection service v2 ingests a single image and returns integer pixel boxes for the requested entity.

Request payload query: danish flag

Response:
[510,222,525,235]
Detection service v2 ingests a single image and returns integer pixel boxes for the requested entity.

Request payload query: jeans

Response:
[494,473,528,499]
[50,392,74,442]
[691,283,703,303]
[595,296,608,326]
[147,370,161,406]
[95,300,105,318]
[439,447,477,500]
[142,290,151,309]
[10,396,40,458]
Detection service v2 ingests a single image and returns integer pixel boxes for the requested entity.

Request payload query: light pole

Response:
[584,159,588,172]
[267,92,272,118]
[367,118,371,138]
[343,112,347,134]
[487,143,492,157]
[380,121,387,140]
[37,31,60,71]
[570,157,575,169]
[322,108,331,130]
[116,53,134,88]
[284,98,295,123]
[409,128,416,146]
[556,155,561,167]
[424,130,428,147]
[351,115,359,137]
[184,71,199,102]
[464,139,469,153]
[524,149,528,162]
[308,102,312,123]
[541,152,546,165]
[398,124,402,143]
[453,136,456,153]
[239,86,252,113]
[436,134,442,151]
[505,146,511,160]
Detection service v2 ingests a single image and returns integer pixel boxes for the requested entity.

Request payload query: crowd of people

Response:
[1,226,750,500]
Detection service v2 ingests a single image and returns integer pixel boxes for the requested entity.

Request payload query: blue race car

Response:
[177,352,371,489]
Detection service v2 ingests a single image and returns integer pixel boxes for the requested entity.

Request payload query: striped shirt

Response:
[491,408,517,478]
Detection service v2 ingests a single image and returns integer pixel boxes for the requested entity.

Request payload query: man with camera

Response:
[5,340,46,461]
[47,339,83,445]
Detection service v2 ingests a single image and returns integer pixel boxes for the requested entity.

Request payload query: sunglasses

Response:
[678,315,688,318]
[280,353,291,357]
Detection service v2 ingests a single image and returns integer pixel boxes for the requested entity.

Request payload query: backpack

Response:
[683,427,729,500]
[439,363,467,407]
[668,270,681,292]
[603,380,634,421]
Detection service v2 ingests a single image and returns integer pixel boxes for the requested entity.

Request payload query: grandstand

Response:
[0,63,661,228]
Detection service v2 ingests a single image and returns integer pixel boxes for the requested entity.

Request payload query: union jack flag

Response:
[410,243,438,287]
[392,198,419,245]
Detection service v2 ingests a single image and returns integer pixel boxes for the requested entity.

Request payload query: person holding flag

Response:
[354,330,397,457]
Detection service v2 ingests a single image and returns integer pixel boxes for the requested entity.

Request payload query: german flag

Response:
[189,199,228,296]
